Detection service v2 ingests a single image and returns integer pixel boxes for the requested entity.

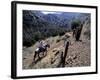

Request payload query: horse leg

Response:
[42,48,45,57]
[38,52,40,59]
[33,52,37,62]
[41,51,44,57]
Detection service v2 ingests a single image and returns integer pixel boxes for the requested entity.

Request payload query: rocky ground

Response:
[23,29,91,69]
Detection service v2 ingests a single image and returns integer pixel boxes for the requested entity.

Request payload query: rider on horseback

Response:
[34,40,50,61]
[39,40,43,48]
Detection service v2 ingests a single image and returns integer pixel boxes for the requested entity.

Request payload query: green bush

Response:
[59,31,65,36]
[71,19,81,30]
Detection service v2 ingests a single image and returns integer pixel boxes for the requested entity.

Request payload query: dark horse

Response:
[33,44,50,61]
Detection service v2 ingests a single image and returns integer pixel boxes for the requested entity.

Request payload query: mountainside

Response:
[23,10,90,47]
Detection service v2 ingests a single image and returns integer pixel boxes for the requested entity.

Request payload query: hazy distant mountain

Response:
[23,10,90,47]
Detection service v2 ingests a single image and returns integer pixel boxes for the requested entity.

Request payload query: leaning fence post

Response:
[75,23,83,41]
[62,41,69,67]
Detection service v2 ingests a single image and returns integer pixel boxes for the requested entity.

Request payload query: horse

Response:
[33,43,50,61]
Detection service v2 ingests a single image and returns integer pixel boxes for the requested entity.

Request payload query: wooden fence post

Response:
[62,41,69,67]
[75,24,83,41]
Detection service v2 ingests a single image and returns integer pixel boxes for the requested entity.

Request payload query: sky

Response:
[41,11,62,14]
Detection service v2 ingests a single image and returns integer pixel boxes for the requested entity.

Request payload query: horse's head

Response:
[45,44,50,48]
